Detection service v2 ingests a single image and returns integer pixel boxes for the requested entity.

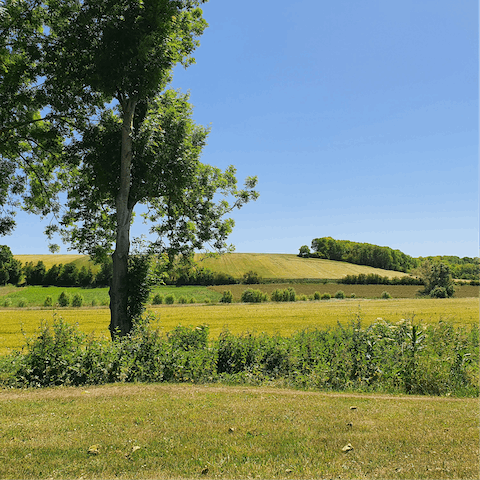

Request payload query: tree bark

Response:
[109,98,136,339]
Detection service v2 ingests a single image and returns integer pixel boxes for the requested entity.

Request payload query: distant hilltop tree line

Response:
[298,237,479,280]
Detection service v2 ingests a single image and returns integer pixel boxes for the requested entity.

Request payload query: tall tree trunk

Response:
[109,98,136,339]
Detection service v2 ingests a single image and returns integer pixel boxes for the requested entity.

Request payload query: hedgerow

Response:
[1,316,477,397]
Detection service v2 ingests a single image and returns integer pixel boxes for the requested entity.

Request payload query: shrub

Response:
[299,294,308,301]
[58,291,70,307]
[17,298,28,307]
[220,290,233,303]
[350,293,356,298]
[321,293,331,300]
[241,288,268,303]
[3,298,12,307]
[313,291,321,300]
[72,293,84,307]
[164,294,175,305]
[152,293,163,305]
[189,297,196,304]
[334,290,345,299]
[381,291,392,299]
[91,298,98,307]
[242,270,262,284]
[271,287,296,302]
[430,286,448,298]
[44,296,53,307]
[178,296,187,304]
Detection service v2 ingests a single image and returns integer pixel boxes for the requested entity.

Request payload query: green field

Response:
[1,383,477,479]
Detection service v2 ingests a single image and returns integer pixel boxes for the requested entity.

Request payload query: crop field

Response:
[14,254,96,270]
[0,383,478,479]
[1,297,477,356]
[208,283,479,300]
[196,252,410,280]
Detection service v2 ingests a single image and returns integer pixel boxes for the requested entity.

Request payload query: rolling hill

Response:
[15,252,411,280]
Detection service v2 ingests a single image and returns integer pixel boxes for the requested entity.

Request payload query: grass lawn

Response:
[1,297,477,356]
[0,383,477,479]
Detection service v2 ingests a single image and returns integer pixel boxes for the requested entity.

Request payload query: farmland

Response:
[1,297,477,356]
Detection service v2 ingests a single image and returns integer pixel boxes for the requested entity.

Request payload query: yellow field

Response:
[1,297,477,356]
[196,253,410,279]
[14,254,96,270]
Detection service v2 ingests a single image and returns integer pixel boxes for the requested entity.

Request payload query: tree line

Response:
[299,237,418,272]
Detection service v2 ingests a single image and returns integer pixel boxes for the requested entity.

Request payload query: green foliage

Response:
[17,298,27,307]
[240,288,268,303]
[0,246,22,285]
[415,260,455,298]
[44,296,53,307]
[165,294,175,305]
[271,287,297,302]
[71,293,84,307]
[310,237,417,272]
[313,291,321,300]
[298,245,311,258]
[321,293,331,300]
[126,254,154,324]
[57,291,70,307]
[152,293,164,305]
[220,290,233,303]
[334,290,345,299]
[3,317,477,397]
[341,273,422,285]
[381,291,392,299]
[242,270,262,285]
[3,298,12,307]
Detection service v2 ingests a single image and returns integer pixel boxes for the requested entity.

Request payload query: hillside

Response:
[194,253,410,280]
[14,252,411,281]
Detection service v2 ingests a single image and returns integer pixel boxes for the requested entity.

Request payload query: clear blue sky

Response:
[9,0,479,258]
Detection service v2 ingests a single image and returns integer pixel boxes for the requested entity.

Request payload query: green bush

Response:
[220,290,233,303]
[152,293,163,305]
[3,298,12,307]
[299,294,308,301]
[430,286,448,298]
[242,270,262,285]
[91,298,98,307]
[189,297,196,304]
[313,291,321,300]
[321,293,331,300]
[57,291,70,307]
[271,287,296,302]
[72,293,84,307]
[17,298,28,307]
[334,290,345,299]
[44,296,53,307]
[241,288,268,303]
[178,296,187,304]
[164,294,175,305]
[350,293,356,298]
[381,291,392,299]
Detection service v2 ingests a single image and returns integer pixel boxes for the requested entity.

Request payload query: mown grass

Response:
[0,383,477,479]
[1,298,477,356]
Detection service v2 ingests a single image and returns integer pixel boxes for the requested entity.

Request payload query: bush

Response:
[152,293,163,305]
[178,296,187,304]
[17,298,28,307]
[164,294,175,305]
[350,293,356,298]
[220,290,233,303]
[241,288,268,303]
[189,297,196,304]
[299,294,308,301]
[334,290,345,299]
[321,293,331,300]
[91,298,98,307]
[313,291,321,300]
[3,298,12,307]
[271,287,296,302]
[44,296,53,307]
[72,293,84,307]
[58,291,70,307]
[242,271,262,285]
[430,286,448,298]
[381,291,392,299]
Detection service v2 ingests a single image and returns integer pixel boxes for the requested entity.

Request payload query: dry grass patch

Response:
[0,383,477,479]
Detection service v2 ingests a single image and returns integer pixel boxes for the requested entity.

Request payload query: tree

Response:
[414,260,455,298]
[298,245,310,258]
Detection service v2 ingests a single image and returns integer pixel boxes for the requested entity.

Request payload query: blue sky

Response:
[10,0,479,258]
